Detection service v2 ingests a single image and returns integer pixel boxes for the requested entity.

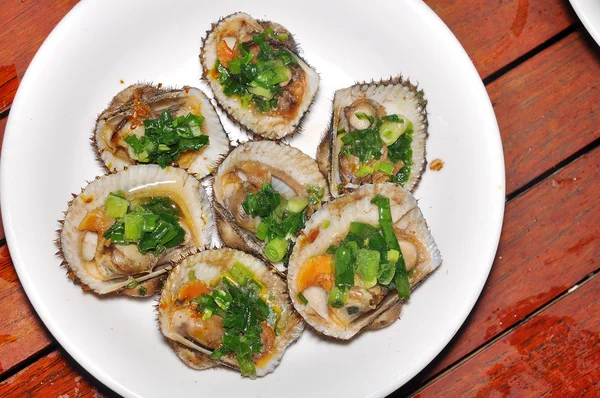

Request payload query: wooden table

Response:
[1,1,599,396]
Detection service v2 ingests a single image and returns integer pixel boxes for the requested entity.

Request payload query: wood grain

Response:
[399,146,600,394]
[414,271,600,397]
[0,350,115,398]
[489,30,600,193]
[0,245,52,376]
[0,0,576,112]
[0,116,6,240]
[0,0,80,112]
[425,0,576,78]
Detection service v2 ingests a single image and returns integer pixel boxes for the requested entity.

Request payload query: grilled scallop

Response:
[213,141,328,272]
[288,183,441,339]
[158,248,303,378]
[201,12,320,139]
[317,77,428,197]
[58,165,214,296]
[94,84,230,178]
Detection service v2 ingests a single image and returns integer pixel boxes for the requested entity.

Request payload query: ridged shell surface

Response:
[158,248,303,377]
[213,141,329,271]
[200,12,320,139]
[94,84,230,178]
[318,77,428,197]
[59,165,214,295]
[287,183,441,339]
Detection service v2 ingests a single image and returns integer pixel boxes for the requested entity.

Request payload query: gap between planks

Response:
[409,268,600,397]
[0,344,56,384]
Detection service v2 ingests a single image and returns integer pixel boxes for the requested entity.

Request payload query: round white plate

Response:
[1,0,505,397]
[570,0,600,46]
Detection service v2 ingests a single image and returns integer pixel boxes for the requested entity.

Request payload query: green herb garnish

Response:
[242,184,308,265]
[387,123,414,184]
[371,195,410,300]
[297,292,308,305]
[103,195,185,255]
[242,183,281,218]
[124,110,209,168]
[213,30,298,114]
[340,114,413,186]
[196,264,272,378]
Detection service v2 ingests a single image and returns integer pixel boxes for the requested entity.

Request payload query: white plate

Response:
[570,0,600,46]
[1,0,505,397]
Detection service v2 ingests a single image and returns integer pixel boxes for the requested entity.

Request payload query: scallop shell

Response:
[58,165,214,296]
[94,84,230,178]
[213,140,329,272]
[287,183,441,339]
[158,248,304,377]
[317,77,428,197]
[200,12,320,139]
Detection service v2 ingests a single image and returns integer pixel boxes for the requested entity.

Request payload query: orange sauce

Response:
[177,279,210,302]
[296,254,333,293]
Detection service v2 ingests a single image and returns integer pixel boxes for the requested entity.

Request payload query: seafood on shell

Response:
[158,248,303,378]
[58,165,214,296]
[317,77,428,198]
[94,84,230,178]
[200,12,320,139]
[213,140,329,273]
[287,183,441,339]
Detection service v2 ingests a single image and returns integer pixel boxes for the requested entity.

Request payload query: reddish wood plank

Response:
[0,245,52,375]
[0,116,6,240]
[399,146,600,394]
[0,0,79,112]
[0,0,576,112]
[415,271,600,397]
[489,30,600,193]
[0,350,114,398]
[425,0,576,78]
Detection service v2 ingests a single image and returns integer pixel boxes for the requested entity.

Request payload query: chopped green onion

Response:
[297,292,308,305]
[354,112,374,124]
[256,220,269,241]
[138,286,147,296]
[123,213,144,241]
[276,33,289,40]
[371,195,410,300]
[105,193,129,218]
[126,279,139,289]
[328,286,349,308]
[228,262,254,286]
[334,243,355,287]
[379,120,408,146]
[188,269,197,281]
[287,196,309,213]
[382,114,404,123]
[355,164,374,178]
[265,237,288,262]
[387,249,400,263]
[356,249,380,289]
[349,222,378,238]
[306,184,325,205]
[375,161,395,175]
[248,84,274,99]
[322,220,330,229]
[377,262,396,285]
